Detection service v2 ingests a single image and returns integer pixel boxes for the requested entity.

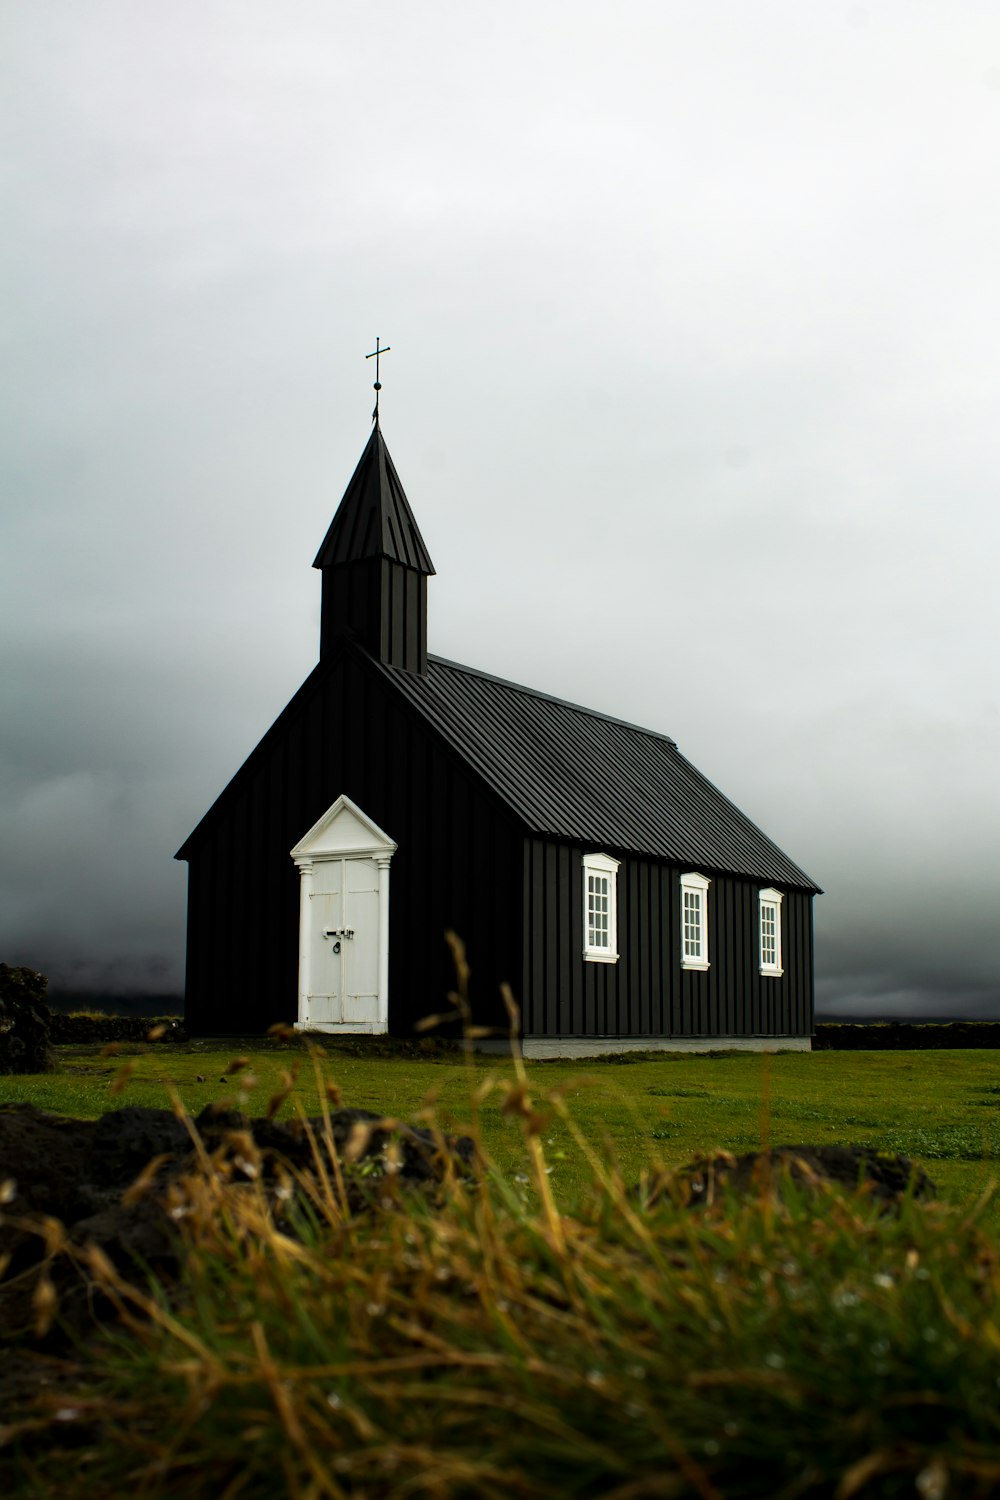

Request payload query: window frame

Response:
[582,852,620,963]
[758,887,784,977]
[679,871,711,971]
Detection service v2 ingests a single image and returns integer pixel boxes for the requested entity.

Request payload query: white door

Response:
[305,861,343,1027]
[342,856,380,1022]
[291,794,396,1034]
[304,856,382,1027]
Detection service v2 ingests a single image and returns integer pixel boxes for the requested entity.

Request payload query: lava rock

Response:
[47,1015,187,1046]
[0,966,54,1075]
[0,1100,478,1348]
[0,1104,98,1275]
[646,1143,936,1211]
[84,1107,195,1190]
[193,1103,476,1183]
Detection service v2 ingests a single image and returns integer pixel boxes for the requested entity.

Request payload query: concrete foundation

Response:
[475,1035,814,1060]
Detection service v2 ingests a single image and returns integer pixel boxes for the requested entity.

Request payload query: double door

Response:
[303,855,381,1028]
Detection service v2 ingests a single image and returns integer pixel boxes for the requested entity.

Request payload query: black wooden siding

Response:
[182,637,816,1040]
[321,558,428,673]
[182,647,523,1036]
[521,837,814,1037]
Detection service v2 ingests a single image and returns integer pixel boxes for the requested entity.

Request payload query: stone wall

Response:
[48,1015,187,1045]
[814,1021,1000,1050]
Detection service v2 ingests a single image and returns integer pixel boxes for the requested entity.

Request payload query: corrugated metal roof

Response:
[313,425,435,574]
[378,654,821,891]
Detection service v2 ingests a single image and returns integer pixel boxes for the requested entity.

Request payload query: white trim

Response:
[294,1022,386,1035]
[376,854,392,1021]
[582,851,620,962]
[297,859,314,1008]
[680,871,710,970]
[758,887,784,977]
[290,793,397,864]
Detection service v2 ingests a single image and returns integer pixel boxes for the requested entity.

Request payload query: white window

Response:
[583,852,620,962]
[680,872,710,970]
[759,888,783,976]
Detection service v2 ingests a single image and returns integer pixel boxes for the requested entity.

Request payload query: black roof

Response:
[313,425,435,574]
[377,654,821,891]
[178,639,819,892]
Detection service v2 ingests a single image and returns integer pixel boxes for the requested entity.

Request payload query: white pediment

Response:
[290,794,397,862]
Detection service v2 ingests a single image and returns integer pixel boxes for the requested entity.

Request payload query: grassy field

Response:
[7,1038,1000,1496]
[8,1038,1000,1495]
[4,1037,1000,1208]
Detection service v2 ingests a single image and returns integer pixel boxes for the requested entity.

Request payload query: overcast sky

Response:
[3,2,999,1017]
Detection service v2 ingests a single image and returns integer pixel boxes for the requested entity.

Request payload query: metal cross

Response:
[366,336,391,423]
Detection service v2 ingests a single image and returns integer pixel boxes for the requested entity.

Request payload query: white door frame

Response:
[290,794,397,1033]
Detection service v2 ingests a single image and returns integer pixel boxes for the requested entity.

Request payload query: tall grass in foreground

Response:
[6,1012,1000,1494]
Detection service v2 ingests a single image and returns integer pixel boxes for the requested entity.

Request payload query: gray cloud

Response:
[2,2,999,1011]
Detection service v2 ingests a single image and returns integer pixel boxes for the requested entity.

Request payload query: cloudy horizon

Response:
[3,2,999,1019]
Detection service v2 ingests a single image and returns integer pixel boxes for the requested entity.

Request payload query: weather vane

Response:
[366,336,391,424]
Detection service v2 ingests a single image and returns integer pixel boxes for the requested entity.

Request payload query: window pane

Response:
[760,900,778,967]
[584,860,618,957]
[683,886,704,960]
[588,873,611,948]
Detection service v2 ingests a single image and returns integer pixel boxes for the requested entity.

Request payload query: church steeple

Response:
[314,425,435,674]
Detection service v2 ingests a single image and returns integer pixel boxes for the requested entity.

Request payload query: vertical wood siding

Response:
[320,559,428,674]
[183,650,521,1035]
[521,838,814,1038]
[183,647,814,1040]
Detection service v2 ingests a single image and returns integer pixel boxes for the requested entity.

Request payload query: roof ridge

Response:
[426,654,678,747]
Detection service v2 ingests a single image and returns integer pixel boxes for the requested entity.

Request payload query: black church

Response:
[177,416,820,1053]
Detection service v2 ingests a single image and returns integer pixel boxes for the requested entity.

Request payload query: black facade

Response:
[178,423,820,1041]
[521,841,813,1039]
[180,644,524,1036]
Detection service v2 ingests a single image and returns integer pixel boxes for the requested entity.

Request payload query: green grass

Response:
[6,1045,1000,1498]
[5,1040,1000,1208]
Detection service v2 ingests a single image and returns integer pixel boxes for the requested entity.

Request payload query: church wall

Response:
[521,837,814,1039]
[182,647,524,1036]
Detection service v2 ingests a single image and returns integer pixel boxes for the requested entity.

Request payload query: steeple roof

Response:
[313,425,435,575]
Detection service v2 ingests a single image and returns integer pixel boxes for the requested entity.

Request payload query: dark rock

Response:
[47,1014,187,1046]
[0,1100,478,1348]
[261,1108,475,1182]
[70,1196,177,1277]
[194,1103,250,1136]
[84,1107,194,1189]
[0,965,55,1074]
[0,1104,97,1274]
[0,1197,180,1345]
[646,1144,936,1211]
[191,1104,476,1184]
[181,1106,476,1205]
